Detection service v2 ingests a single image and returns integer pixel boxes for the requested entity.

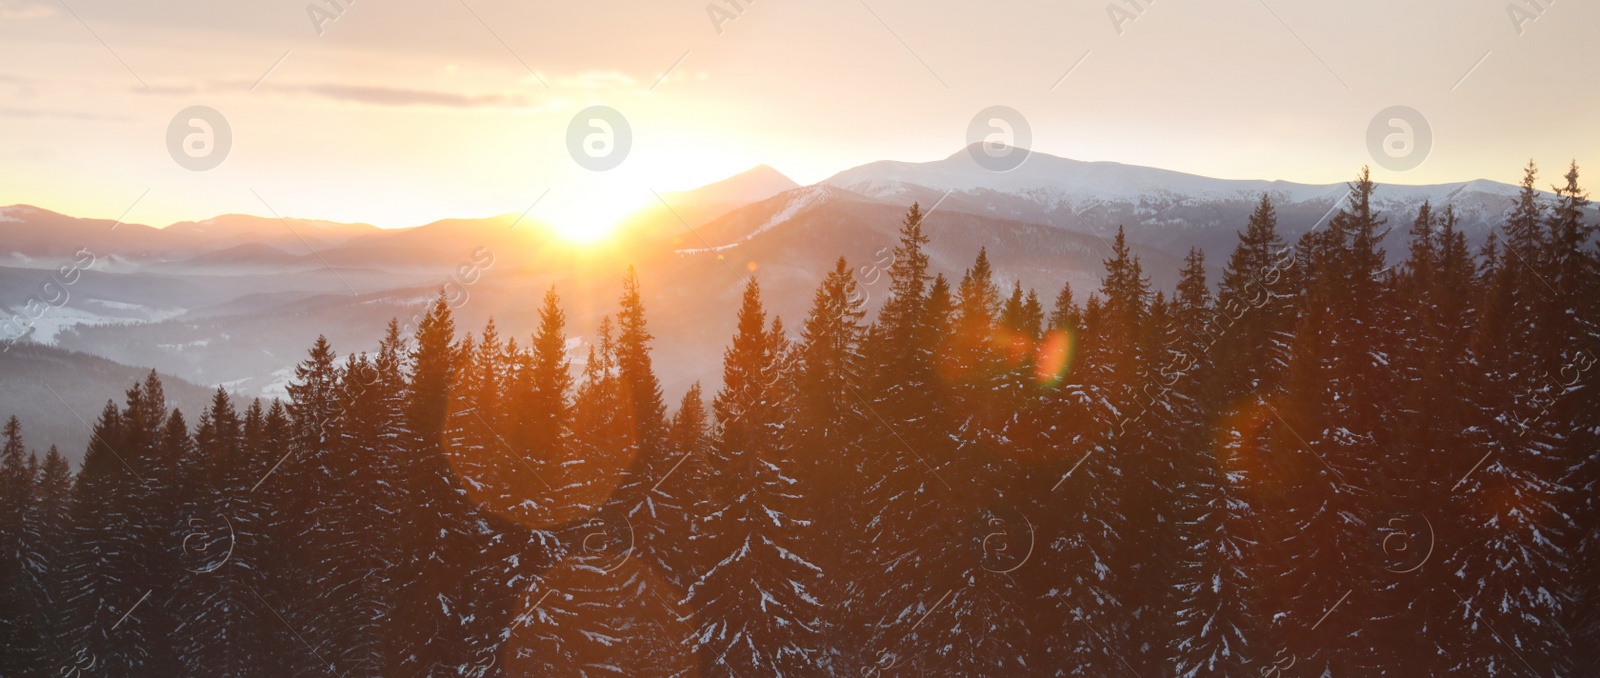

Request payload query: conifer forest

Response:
[0,163,1596,676]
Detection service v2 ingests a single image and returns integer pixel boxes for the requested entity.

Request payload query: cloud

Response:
[265,82,537,108]
[133,78,547,110]
[0,0,55,19]
[144,84,204,96]
[553,70,639,90]
[0,108,132,122]
[124,63,663,110]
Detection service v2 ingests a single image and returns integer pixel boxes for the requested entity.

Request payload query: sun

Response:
[527,143,758,245]
[534,174,652,244]
[549,208,627,243]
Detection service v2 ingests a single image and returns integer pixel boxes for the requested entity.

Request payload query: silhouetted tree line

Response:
[0,163,1595,676]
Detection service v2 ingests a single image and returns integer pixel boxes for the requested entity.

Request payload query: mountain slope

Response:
[0,343,216,463]
[164,214,379,252]
[822,145,1547,262]
[622,165,802,237]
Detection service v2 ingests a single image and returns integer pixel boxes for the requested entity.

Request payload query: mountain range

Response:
[3,147,1581,460]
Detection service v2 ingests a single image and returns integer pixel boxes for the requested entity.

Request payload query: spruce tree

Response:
[173,389,266,678]
[792,257,871,645]
[686,278,825,676]
[949,248,1006,425]
[853,205,968,672]
[253,399,316,676]
[663,381,711,575]
[0,416,42,674]
[520,287,574,470]
[29,445,73,642]
[613,267,671,510]
[389,294,486,676]
[1546,162,1600,674]
[1167,248,1262,675]
[1442,161,1577,675]
[62,401,129,672]
[1213,194,1293,400]
[1255,169,1392,674]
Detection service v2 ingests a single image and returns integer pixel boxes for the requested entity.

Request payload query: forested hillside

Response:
[0,164,1595,676]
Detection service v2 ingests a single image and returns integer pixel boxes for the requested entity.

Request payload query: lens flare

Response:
[1034,329,1075,387]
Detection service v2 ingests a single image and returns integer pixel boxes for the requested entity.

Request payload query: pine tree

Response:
[124,373,186,675]
[11,167,1597,674]
[172,389,267,677]
[795,258,869,452]
[918,257,1043,674]
[669,384,711,470]
[388,293,488,676]
[388,294,467,674]
[62,401,129,672]
[566,317,628,516]
[663,382,712,582]
[685,278,825,676]
[607,272,692,619]
[1255,169,1392,674]
[1089,227,1151,391]
[852,206,970,672]
[1050,280,1082,335]
[277,339,373,674]
[1212,194,1294,401]
[948,248,1006,424]
[446,322,515,520]
[28,445,73,645]
[59,372,190,677]
[1442,161,1577,675]
[504,309,687,676]
[253,398,317,676]
[792,258,872,648]
[614,267,671,507]
[1546,162,1600,675]
[1167,248,1261,675]
[1029,227,1149,674]
[1359,201,1481,674]
[1543,161,1596,359]
[0,416,44,674]
[520,287,574,473]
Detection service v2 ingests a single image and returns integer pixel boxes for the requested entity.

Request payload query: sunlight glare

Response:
[533,171,654,244]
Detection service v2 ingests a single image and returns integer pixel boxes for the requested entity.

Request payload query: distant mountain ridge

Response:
[815,145,1548,257]
[823,144,1513,202]
[2,148,1551,262]
[3,149,1589,439]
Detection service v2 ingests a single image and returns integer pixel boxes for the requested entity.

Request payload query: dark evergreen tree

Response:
[686,278,825,676]
[253,398,316,676]
[792,257,871,650]
[518,287,574,474]
[1546,162,1600,675]
[388,294,493,676]
[1442,162,1577,676]
[27,445,73,649]
[1167,248,1263,675]
[0,416,43,674]
[659,381,712,585]
[172,389,266,677]
[613,267,671,508]
[852,205,970,673]
[1212,193,1294,401]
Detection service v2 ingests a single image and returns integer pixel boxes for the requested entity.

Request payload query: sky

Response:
[1,0,1596,232]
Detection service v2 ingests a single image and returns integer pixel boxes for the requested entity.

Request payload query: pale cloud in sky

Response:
[0,0,54,20]
[0,0,1595,229]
